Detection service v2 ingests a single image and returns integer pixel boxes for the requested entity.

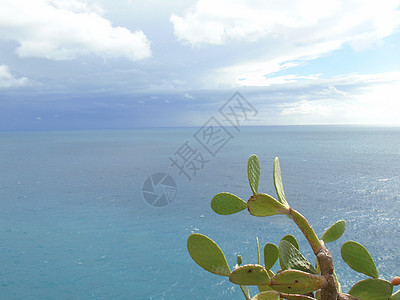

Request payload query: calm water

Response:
[0,126,399,299]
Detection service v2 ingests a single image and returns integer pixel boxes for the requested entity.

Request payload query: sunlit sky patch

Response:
[0,0,399,130]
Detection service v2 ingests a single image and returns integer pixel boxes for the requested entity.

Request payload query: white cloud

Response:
[0,0,151,61]
[272,72,400,124]
[218,40,342,87]
[349,80,400,124]
[0,65,30,88]
[281,99,335,117]
[183,92,194,99]
[171,0,400,47]
[171,0,400,87]
[171,0,342,45]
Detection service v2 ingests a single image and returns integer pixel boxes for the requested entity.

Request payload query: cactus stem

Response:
[288,208,341,300]
[289,208,322,255]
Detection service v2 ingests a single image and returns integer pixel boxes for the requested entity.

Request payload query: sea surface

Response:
[0,126,399,299]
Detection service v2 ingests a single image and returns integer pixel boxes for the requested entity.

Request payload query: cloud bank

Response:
[171,0,400,87]
[171,0,400,48]
[0,0,151,61]
[244,71,400,125]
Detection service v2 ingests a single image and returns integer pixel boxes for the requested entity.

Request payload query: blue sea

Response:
[1,126,399,299]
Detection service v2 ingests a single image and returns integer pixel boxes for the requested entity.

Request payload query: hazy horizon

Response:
[1,1,400,130]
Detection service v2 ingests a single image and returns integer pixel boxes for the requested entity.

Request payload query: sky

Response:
[0,0,400,130]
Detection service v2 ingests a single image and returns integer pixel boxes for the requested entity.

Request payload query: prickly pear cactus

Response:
[279,239,317,274]
[186,155,399,300]
[187,233,231,276]
[211,192,247,215]
[320,220,346,244]
[341,241,378,278]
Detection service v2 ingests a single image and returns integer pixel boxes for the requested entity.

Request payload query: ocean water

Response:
[0,126,399,299]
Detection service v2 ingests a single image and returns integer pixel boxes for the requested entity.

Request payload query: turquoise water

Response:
[0,126,399,299]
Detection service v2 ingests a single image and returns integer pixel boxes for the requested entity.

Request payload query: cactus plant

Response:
[187,155,399,300]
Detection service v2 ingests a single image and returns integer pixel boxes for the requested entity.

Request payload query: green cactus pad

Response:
[392,290,400,300]
[248,155,261,195]
[279,240,317,274]
[247,193,289,217]
[349,278,393,299]
[341,241,378,278]
[320,220,346,243]
[281,234,299,250]
[187,233,231,277]
[257,285,274,293]
[264,243,279,270]
[269,270,324,294]
[251,291,280,300]
[211,192,247,215]
[229,264,270,285]
[258,268,276,293]
[273,157,289,208]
